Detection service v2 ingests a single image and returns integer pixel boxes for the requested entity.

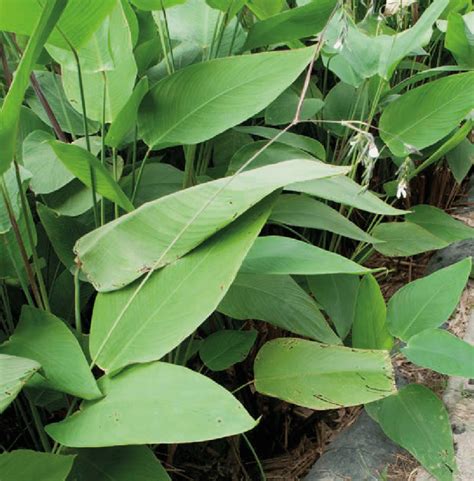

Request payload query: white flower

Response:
[333,38,344,51]
[396,179,408,199]
[368,141,379,159]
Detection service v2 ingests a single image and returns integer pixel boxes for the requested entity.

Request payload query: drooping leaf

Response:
[138,47,315,149]
[402,328,474,377]
[0,450,75,481]
[246,0,286,19]
[447,138,474,184]
[287,175,406,215]
[244,0,337,50]
[0,354,40,413]
[68,446,170,481]
[270,194,378,243]
[0,306,101,400]
[307,274,360,339]
[89,196,274,374]
[75,159,348,292]
[379,72,474,156]
[200,330,257,371]
[50,141,134,212]
[219,273,340,344]
[445,11,474,67]
[46,362,257,447]
[241,236,370,276]
[367,385,456,481]
[254,338,395,410]
[0,0,68,176]
[387,258,471,341]
[352,274,393,350]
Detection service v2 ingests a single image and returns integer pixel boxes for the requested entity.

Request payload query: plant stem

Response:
[131,149,151,204]
[26,394,51,452]
[74,268,82,333]
[183,144,197,188]
[242,433,266,481]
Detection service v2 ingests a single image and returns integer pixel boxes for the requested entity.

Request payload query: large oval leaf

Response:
[76,159,348,291]
[380,72,474,156]
[89,196,274,374]
[46,362,257,447]
[254,338,395,410]
[138,47,314,149]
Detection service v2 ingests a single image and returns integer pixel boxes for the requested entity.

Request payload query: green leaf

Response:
[244,0,337,50]
[380,72,474,156]
[130,0,186,10]
[138,47,315,149]
[406,204,474,243]
[352,275,393,350]
[447,138,474,184]
[367,385,456,481]
[105,77,149,148]
[75,159,348,292]
[219,273,340,344]
[0,0,115,50]
[89,196,274,374]
[0,354,40,413]
[402,328,474,377]
[235,125,326,159]
[287,175,406,215]
[50,141,134,212]
[25,71,99,135]
[68,446,170,481]
[241,236,369,276]
[307,274,360,339]
[22,131,74,194]
[445,11,474,67]
[200,330,257,371]
[206,0,246,17]
[270,194,378,243]
[0,450,75,481]
[254,338,395,410]
[0,0,68,176]
[46,361,257,447]
[387,258,471,341]
[246,0,286,19]
[0,306,101,400]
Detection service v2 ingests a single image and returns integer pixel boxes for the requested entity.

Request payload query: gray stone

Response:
[425,239,474,276]
[304,411,404,481]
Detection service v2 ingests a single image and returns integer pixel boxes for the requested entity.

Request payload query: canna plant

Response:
[0,0,473,480]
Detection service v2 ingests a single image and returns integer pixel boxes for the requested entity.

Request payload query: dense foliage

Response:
[0,0,473,479]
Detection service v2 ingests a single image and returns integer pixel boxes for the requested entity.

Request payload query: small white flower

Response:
[333,38,344,51]
[368,142,379,159]
[396,179,408,199]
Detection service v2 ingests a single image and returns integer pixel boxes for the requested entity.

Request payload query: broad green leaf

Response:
[89,197,274,374]
[265,88,324,126]
[138,47,315,149]
[75,159,348,292]
[227,141,316,175]
[254,338,395,410]
[206,0,245,17]
[402,328,474,377]
[244,0,337,50]
[406,204,474,243]
[307,274,360,339]
[50,141,134,212]
[380,72,474,156]
[352,274,393,350]
[367,385,455,481]
[22,131,74,194]
[105,77,149,148]
[130,0,186,10]
[37,203,88,272]
[270,194,378,243]
[200,330,257,371]
[25,71,99,135]
[287,175,406,215]
[0,354,40,413]
[446,11,474,67]
[59,2,137,123]
[246,0,286,19]
[0,306,101,400]
[0,450,75,481]
[68,446,170,481]
[387,258,471,341]
[241,236,369,276]
[235,125,326,159]
[0,0,68,176]
[0,0,115,49]
[218,273,340,344]
[447,138,474,183]
[46,361,257,447]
